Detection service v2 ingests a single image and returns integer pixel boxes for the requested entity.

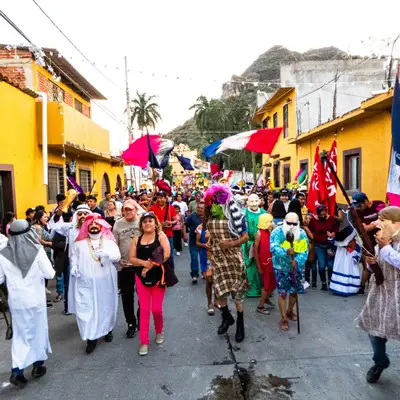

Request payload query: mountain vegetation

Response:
[166,45,349,170]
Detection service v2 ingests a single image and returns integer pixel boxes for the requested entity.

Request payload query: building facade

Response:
[0,45,124,224]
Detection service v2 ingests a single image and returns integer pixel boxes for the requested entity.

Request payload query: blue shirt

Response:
[185,212,202,244]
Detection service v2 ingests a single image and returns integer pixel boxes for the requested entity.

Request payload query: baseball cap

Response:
[352,192,368,207]
[156,190,167,198]
[280,188,290,195]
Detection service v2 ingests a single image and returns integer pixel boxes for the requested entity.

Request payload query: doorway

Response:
[0,168,15,234]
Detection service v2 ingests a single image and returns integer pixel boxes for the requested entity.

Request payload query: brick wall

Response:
[64,91,73,106]
[0,66,26,88]
[0,48,31,59]
[37,71,49,93]
[82,104,90,117]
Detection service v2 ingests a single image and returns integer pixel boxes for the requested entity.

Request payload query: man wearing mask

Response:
[0,220,55,387]
[357,206,400,383]
[113,200,140,338]
[270,213,308,331]
[150,191,177,266]
[70,214,120,354]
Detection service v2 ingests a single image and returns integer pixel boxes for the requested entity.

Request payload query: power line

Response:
[31,0,124,91]
[0,10,126,127]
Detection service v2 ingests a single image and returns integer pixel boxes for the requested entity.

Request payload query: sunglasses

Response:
[286,221,298,226]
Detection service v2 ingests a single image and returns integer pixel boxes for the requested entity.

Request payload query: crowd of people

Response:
[0,183,399,387]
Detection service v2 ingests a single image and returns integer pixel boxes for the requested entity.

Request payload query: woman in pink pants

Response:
[130,212,171,356]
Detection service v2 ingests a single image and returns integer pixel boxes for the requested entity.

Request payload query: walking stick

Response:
[286,231,300,334]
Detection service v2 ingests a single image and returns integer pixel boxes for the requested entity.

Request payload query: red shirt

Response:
[309,216,338,245]
[149,203,177,238]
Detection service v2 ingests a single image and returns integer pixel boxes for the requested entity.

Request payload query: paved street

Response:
[1,248,400,399]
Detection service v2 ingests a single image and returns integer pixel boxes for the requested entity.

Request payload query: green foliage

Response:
[163,164,172,181]
[129,91,161,130]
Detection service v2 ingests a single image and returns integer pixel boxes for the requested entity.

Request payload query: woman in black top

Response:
[129,212,170,356]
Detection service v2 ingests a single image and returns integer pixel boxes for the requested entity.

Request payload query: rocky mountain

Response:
[166,45,350,155]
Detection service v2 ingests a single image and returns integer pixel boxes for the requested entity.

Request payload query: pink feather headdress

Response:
[203,183,231,207]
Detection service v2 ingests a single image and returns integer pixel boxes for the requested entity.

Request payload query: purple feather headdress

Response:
[204,183,231,206]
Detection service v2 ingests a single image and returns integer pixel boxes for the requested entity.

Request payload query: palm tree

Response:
[189,95,209,134]
[129,91,161,131]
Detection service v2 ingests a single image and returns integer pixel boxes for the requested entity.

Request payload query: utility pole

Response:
[124,56,137,190]
[332,70,339,119]
[318,95,322,125]
[387,34,400,88]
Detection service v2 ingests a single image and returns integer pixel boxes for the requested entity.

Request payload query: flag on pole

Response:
[176,155,195,170]
[203,128,282,158]
[387,69,400,206]
[325,139,338,215]
[121,135,174,169]
[306,145,327,214]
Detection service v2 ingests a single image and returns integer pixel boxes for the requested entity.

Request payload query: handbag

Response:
[163,258,179,288]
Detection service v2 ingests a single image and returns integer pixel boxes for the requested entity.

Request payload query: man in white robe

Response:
[53,204,92,315]
[70,213,120,354]
[0,220,55,387]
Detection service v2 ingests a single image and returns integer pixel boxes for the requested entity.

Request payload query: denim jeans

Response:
[12,360,44,375]
[56,273,64,295]
[315,244,335,283]
[369,335,390,368]
[168,236,174,269]
[305,261,317,284]
[189,244,199,278]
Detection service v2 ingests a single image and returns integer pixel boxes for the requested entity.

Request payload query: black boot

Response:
[32,365,47,379]
[235,312,245,343]
[126,324,137,339]
[217,306,235,335]
[10,373,28,387]
[366,365,385,383]
[85,339,97,354]
[104,331,113,343]
[321,283,328,291]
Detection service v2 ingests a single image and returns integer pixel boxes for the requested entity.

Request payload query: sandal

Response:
[286,310,298,321]
[280,318,289,331]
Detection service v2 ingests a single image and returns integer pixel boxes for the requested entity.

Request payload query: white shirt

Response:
[173,200,188,216]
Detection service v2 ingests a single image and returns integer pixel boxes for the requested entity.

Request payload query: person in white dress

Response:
[70,213,121,354]
[329,226,361,296]
[0,220,55,387]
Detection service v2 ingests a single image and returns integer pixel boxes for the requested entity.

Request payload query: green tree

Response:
[129,91,161,130]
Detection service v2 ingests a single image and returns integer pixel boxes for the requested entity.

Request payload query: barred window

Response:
[80,169,92,193]
[48,166,64,203]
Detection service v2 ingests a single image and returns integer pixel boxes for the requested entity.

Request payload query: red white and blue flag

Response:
[387,68,400,206]
[203,128,282,159]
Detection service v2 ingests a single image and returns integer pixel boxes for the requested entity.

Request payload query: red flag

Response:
[325,140,337,215]
[306,146,326,214]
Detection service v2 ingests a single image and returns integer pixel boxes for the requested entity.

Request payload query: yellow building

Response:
[0,45,124,222]
[291,89,393,204]
[170,143,197,182]
[253,87,297,188]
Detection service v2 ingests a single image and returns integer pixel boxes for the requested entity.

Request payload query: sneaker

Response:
[126,324,137,339]
[366,365,385,383]
[85,339,97,354]
[176,252,181,256]
[32,365,47,379]
[312,282,317,289]
[265,300,275,309]
[54,294,63,302]
[47,301,53,308]
[104,331,113,343]
[207,305,215,315]
[45,288,51,295]
[139,344,148,356]
[192,277,198,285]
[184,242,188,247]
[256,306,270,315]
[156,332,165,344]
[10,373,28,387]
[63,310,71,316]
[358,287,365,295]
[321,283,328,291]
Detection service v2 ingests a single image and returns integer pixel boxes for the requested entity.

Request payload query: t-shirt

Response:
[172,200,188,216]
[185,212,202,244]
[308,216,338,245]
[149,203,177,238]
[112,218,140,263]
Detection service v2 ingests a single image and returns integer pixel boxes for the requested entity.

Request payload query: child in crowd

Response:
[173,204,184,256]
[196,223,215,315]
[254,213,276,315]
